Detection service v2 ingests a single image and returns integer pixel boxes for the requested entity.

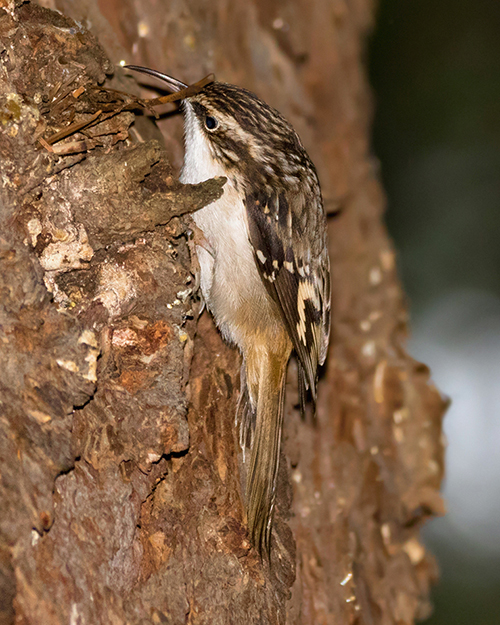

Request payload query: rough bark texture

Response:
[0,1,446,624]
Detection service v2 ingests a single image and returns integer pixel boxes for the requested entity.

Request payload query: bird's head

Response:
[125,65,308,189]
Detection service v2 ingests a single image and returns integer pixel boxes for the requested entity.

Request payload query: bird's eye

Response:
[205,116,218,130]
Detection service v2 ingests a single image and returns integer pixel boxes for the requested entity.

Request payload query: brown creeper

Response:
[126,65,331,556]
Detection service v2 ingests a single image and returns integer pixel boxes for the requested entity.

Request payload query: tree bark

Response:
[0,1,446,624]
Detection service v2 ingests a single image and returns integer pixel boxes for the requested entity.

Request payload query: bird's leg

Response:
[185,220,213,307]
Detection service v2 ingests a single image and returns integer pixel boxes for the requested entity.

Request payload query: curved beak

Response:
[125,65,188,93]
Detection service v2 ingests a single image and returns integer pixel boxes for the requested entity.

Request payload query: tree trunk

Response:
[0,1,446,623]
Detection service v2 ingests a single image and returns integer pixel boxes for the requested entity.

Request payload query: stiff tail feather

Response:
[246,354,288,557]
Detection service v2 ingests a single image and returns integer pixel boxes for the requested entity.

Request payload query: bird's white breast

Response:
[180,104,269,347]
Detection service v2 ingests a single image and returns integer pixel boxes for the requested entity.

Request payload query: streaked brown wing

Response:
[245,188,330,406]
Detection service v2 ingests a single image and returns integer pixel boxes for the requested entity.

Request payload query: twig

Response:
[45,110,102,145]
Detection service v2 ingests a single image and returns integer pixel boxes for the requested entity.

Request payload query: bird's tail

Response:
[246,349,288,557]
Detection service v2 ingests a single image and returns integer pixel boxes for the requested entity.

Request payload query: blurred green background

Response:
[369,1,500,623]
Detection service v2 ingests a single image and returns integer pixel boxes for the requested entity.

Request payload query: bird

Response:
[125,65,331,557]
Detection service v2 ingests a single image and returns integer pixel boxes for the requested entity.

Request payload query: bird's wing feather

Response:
[245,187,330,405]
